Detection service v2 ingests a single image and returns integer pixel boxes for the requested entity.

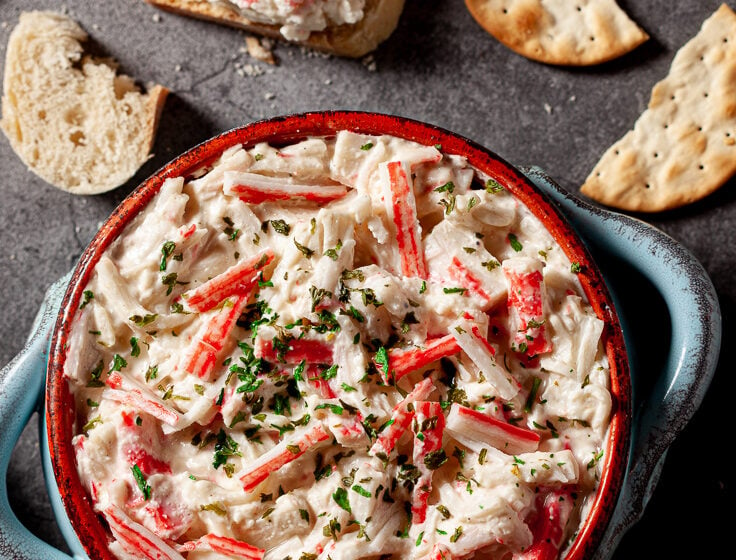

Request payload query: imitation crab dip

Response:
[65,131,612,560]
[214,0,365,41]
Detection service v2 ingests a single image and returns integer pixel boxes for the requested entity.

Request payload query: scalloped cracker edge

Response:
[144,0,405,58]
[0,11,168,194]
[581,4,736,212]
[465,0,648,66]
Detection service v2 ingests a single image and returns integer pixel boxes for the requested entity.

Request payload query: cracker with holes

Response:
[581,4,736,212]
[465,0,648,65]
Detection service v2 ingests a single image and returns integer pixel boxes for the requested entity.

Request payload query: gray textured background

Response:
[0,0,733,557]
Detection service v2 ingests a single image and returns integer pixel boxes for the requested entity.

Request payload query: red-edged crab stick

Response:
[412,401,446,524]
[223,171,349,204]
[182,292,251,380]
[255,336,334,365]
[377,335,461,383]
[182,249,273,312]
[370,377,436,458]
[502,258,552,358]
[178,534,265,559]
[102,504,185,560]
[514,490,574,560]
[104,371,179,427]
[445,403,539,455]
[448,256,493,309]
[382,161,428,278]
[240,423,330,492]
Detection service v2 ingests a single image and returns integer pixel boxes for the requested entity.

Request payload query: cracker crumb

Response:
[246,36,276,65]
[569,95,576,102]
[92,23,100,31]
[324,78,332,85]
[361,54,377,72]
[174,64,182,72]
[264,92,276,100]
[544,103,552,115]
[152,13,161,23]
[242,63,264,77]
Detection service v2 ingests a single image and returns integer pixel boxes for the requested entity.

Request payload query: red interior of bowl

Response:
[46,111,631,560]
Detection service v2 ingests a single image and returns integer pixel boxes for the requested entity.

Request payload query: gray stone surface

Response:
[0,0,732,557]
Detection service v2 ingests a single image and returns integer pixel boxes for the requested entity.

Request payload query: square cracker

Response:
[465,0,648,65]
[581,4,736,212]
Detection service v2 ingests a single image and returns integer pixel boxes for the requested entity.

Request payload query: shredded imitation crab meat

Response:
[66,132,612,560]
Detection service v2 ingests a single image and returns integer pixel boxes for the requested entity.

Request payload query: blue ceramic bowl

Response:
[0,114,721,560]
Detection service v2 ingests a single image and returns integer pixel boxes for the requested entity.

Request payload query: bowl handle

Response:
[521,167,721,558]
[0,274,78,559]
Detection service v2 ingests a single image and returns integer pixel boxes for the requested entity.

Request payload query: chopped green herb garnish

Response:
[145,365,158,383]
[323,239,343,261]
[82,416,102,433]
[212,429,242,469]
[434,181,455,193]
[315,403,344,415]
[87,360,104,388]
[332,487,351,513]
[352,484,372,498]
[270,219,291,236]
[524,377,542,413]
[375,347,390,378]
[443,287,466,295]
[130,337,140,358]
[200,502,227,515]
[160,241,176,271]
[129,313,157,327]
[508,233,523,252]
[131,465,151,500]
[485,178,504,193]
[450,526,464,543]
[80,290,94,309]
[360,142,374,150]
[320,364,338,380]
[571,261,582,273]
[424,449,448,470]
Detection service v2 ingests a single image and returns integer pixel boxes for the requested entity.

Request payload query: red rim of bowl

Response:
[46,111,631,560]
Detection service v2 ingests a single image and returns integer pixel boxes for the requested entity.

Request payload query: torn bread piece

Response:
[581,4,736,212]
[0,11,168,194]
[145,0,405,58]
[465,0,648,65]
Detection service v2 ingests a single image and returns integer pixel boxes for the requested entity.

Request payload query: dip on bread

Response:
[218,0,365,41]
[66,132,612,559]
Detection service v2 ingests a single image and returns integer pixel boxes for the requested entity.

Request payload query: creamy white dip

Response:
[219,0,365,41]
[66,132,612,560]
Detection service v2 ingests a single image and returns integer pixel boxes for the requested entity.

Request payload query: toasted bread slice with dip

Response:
[0,11,168,194]
[465,0,648,65]
[145,0,406,58]
[581,4,736,212]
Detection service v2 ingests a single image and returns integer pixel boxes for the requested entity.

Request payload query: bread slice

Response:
[145,0,405,58]
[0,11,168,194]
[465,0,648,66]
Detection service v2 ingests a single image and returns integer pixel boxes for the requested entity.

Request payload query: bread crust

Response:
[145,0,405,57]
[465,0,648,66]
